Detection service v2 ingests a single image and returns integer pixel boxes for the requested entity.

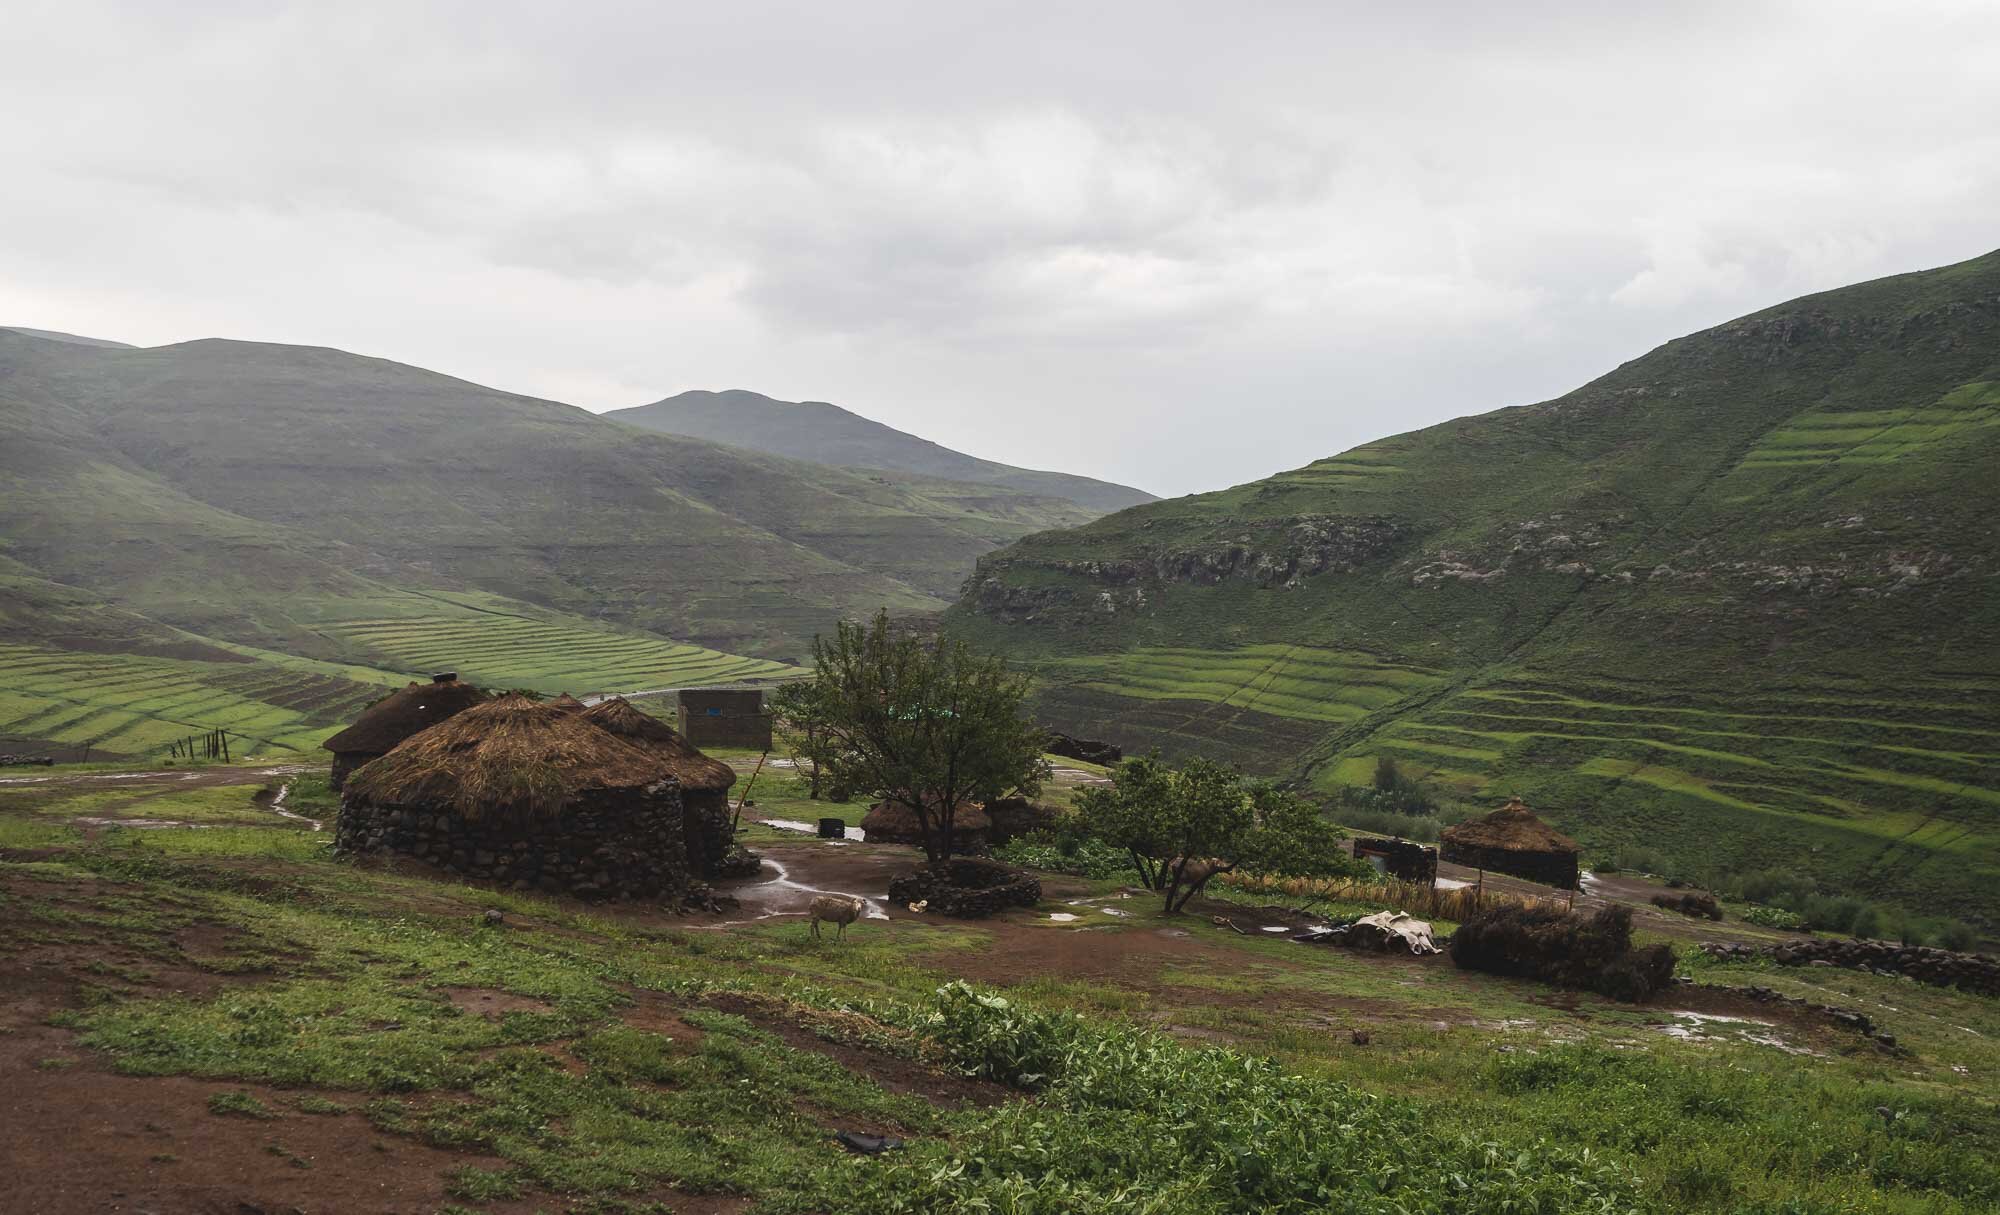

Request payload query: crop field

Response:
[315,611,802,694]
[1264,441,1408,493]
[0,642,396,757]
[1734,380,2000,470]
[1310,670,2000,919]
[1041,644,1444,726]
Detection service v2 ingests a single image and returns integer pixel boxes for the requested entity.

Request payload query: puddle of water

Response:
[76,817,212,830]
[265,779,323,831]
[1100,907,1130,917]
[1260,926,1289,933]
[1048,913,1080,922]
[756,817,866,842]
[1435,877,1472,890]
[720,855,891,924]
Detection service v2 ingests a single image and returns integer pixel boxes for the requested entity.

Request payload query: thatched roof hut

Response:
[548,693,587,713]
[344,694,671,820]
[336,694,694,901]
[579,697,735,794]
[860,794,990,853]
[322,674,488,790]
[1440,798,1580,890]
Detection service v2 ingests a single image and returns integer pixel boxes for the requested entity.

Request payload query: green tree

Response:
[769,679,838,800]
[1373,754,1401,792]
[1080,754,1359,914]
[808,611,1048,865]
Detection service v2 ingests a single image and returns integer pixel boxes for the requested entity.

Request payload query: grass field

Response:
[316,608,802,695]
[3,764,1996,1213]
[0,641,398,757]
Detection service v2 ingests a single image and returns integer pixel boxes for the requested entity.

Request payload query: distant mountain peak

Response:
[607,389,1156,516]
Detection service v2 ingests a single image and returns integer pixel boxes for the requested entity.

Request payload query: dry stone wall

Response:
[335,781,690,902]
[1701,939,2000,997]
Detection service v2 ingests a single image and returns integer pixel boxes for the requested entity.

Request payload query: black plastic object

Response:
[817,817,847,839]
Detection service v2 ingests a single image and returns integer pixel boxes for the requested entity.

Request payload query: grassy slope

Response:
[949,249,2000,919]
[2,770,1995,1212]
[0,332,1106,661]
[610,387,1158,514]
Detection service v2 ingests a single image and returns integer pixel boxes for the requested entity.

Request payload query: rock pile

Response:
[335,784,690,901]
[889,858,1041,919]
[1699,939,2000,997]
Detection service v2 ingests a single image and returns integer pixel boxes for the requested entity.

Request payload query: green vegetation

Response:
[800,611,1048,863]
[0,327,1120,665]
[1079,754,1365,912]
[3,764,1998,1212]
[950,249,2000,923]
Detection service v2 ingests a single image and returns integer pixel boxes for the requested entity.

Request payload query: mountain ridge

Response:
[947,248,2000,920]
[608,387,1156,515]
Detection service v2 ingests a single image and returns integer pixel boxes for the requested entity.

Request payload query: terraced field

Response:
[1307,671,2000,916]
[0,642,397,757]
[316,611,801,695]
[1734,380,2000,470]
[1042,644,1443,725]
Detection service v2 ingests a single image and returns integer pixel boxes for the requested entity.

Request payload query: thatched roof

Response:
[323,677,488,756]
[1441,798,1579,855]
[579,697,736,792]
[549,693,587,713]
[861,794,991,836]
[343,694,676,819]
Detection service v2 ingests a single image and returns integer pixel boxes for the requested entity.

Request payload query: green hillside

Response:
[0,331,1110,663]
[609,388,1157,514]
[949,249,2000,919]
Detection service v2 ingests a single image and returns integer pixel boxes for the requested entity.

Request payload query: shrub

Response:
[1651,892,1722,921]
[1802,894,1868,934]
[1450,904,1676,1002]
[992,831,1126,879]
[1611,846,1669,875]
[1741,905,1807,930]
[1337,806,1443,842]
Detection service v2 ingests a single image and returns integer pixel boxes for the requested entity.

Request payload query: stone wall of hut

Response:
[334,782,690,901]
[328,752,377,793]
[681,788,733,878]
[1439,842,1578,890]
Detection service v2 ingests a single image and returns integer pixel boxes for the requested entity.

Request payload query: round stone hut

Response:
[321,673,488,791]
[579,696,739,877]
[335,694,690,901]
[1439,797,1581,890]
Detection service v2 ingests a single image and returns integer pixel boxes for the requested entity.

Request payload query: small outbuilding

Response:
[321,673,488,791]
[335,694,690,901]
[548,693,587,713]
[677,687,772,750]
[1439,797,1581,890]
[580,696,739,876]
[860,794,990,853]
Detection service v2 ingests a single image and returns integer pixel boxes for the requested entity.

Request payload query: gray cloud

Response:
[4,0,1997,494]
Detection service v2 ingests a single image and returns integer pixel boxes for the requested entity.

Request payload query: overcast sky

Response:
[4,2,1997,496]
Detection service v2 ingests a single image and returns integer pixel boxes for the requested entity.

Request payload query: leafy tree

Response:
[1373,754,1401,792]
[769,679,838,799]
[807,611,1048,864]
[1080,754,1359,914]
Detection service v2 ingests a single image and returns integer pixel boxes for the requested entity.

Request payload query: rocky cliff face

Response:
[966,514,1402,622]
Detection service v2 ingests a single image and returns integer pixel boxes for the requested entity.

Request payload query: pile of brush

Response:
[1651,891,1723,920]
[1449,903,1675,1002]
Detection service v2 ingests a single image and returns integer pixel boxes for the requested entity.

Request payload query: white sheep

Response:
[808,893,865,941]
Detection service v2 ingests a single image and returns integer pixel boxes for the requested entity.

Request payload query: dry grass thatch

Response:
[861,794,992,837]
[579,697,736,792]
[343,694,675,820]
[548,693,587,713]
[322,678,489,755]
[1440,798,1580,855]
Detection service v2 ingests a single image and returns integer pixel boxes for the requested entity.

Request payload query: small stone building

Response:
[336,694,690,901]
[1439,798,1580,890]
[580,696,739,877]
[677,687,772,750]
[321,673,488,791]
